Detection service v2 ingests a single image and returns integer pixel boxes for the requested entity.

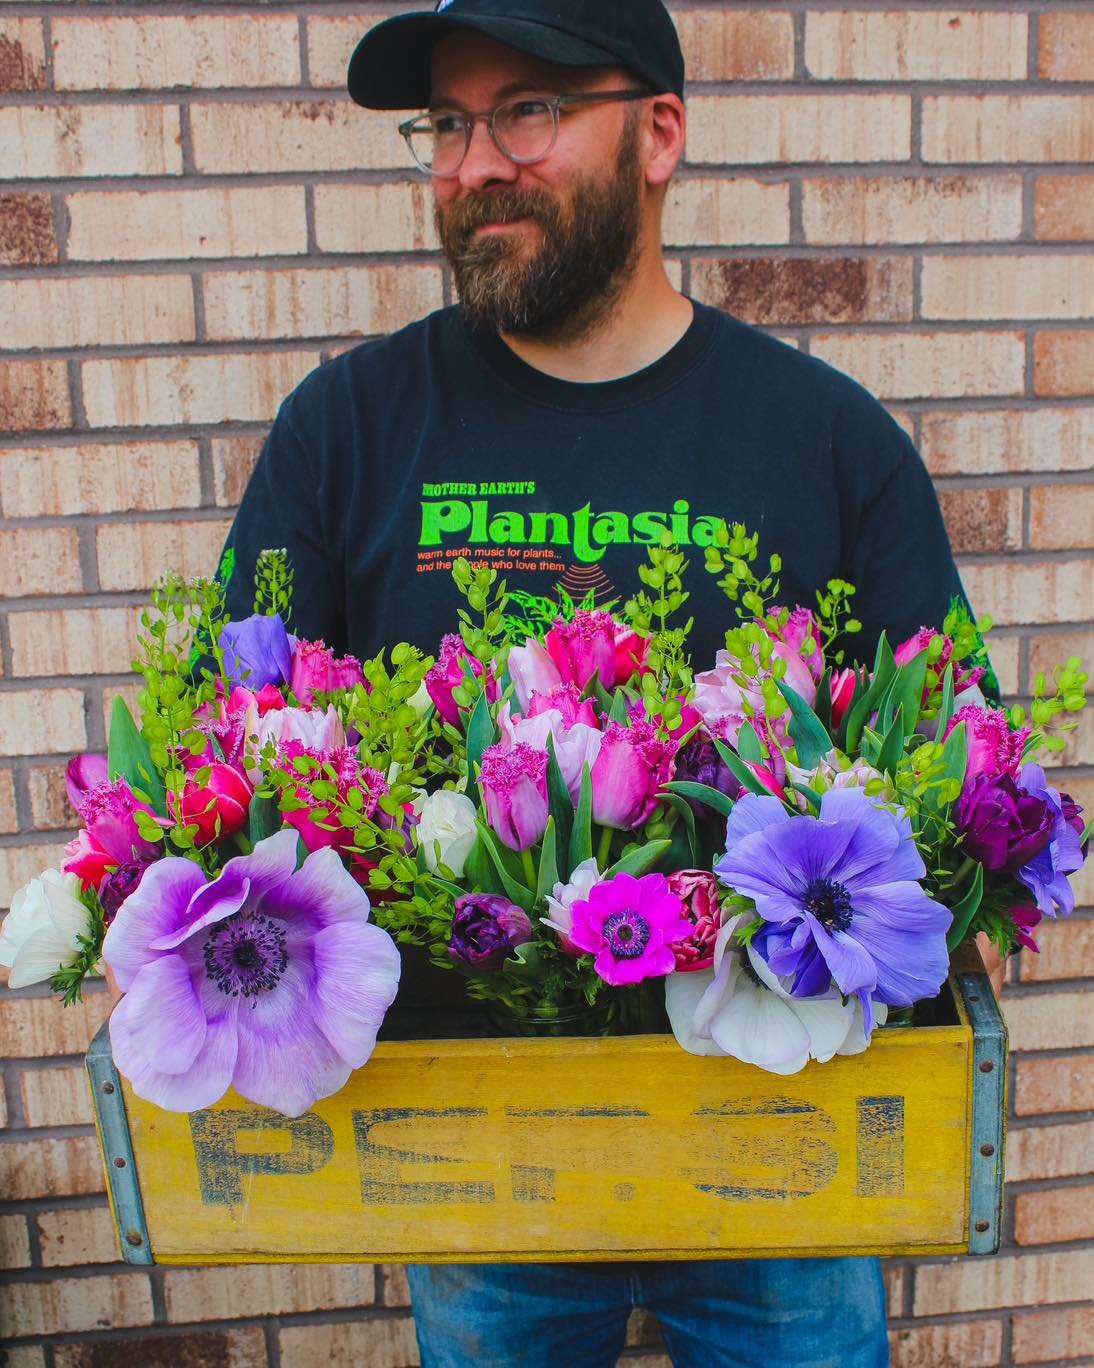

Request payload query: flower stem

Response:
[521,848,537,891]
[597,826,613,872]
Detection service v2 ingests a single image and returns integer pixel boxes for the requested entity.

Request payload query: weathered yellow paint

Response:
[118,989,979,1263]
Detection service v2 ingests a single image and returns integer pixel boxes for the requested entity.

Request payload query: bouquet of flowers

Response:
[2,531,1088,1117]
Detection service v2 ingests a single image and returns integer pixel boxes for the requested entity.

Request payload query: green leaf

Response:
[845,633,895,752]
[875,704,906,778]
[712,738,772,798]
[662,780,736,818]
[476,821,535,913]
[604,838,673,880]
[536,817,559,904]
[813,667,834,733]
[544,734,573,878]
[736,720,764,763]
[775,679,833,769]
[108,696,166,816]
[502,940,543,982]
[608,689,630,725]
[569,764,594,871]
[789,782,824,813]
[247,793,279,847]
[428,875,465,900]
[935,662,957,738]
[661,793,699,865]
[946,863,985,951]
[464,687,496,809]
[464,835,502,895]
[880,648,928,736]
[921,720,968,815]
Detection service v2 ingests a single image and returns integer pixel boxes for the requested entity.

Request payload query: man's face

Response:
[429,33,645,340]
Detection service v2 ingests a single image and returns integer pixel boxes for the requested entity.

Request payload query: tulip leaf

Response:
[544,734,573,878]
[604,838,673,880]
[712,738,771,798]
[660,793,700,865]
[946,862,985,951]
[875,704,906,779]
[608,689,630,726]
[503,939,544,981]
[464,687,496,810]
[464,834,502,896]
[736,720,764,763]
[428,875,465,901]
[475,822,535,914]
[108,695,166,816]
[845,633,896,753]
[570,764,594,871]
[536,817,559,905]
[789,782,824,814]
[774,679,833,769]
[883,648,928,737]
[935,663,957,739]
[248,793,279,847]
[662,780,736,818]
[921,719,968,816]
[813,667,834,733]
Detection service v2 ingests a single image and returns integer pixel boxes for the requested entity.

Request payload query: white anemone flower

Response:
[542,857,602,953]
[0,869,92,989]
[665,916,887,1074]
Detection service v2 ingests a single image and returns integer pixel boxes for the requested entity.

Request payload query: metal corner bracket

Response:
[954,964,1007,1255]
[86,1021,154,1265]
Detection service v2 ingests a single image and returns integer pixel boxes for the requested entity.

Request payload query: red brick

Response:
[913,1248,1094,1314]
[662,178,789,248]
[674,10,794,81]
[691,257,912,325]
[0,359,70,433]
[1039,13,1094,82]
[687,95,911,165]
[0,192,56,264]
[921,254,1094,321]
[0,1273,153,1337]
[52,15,300,90]
[0,105,182,179]
[0,991,112,1057]
[802,175,1022,245]
[37,1205,120,1268]
[1003,991,1094,1051]
[95,518,231,593]
[1015,1054,1094,1117]
[888,1318,1002,1367]
[278,1317,419,1368]
[20,1062,95,1126]
[0,526,81,598]
[1028,628,1094,684]
[1019,918,1094,982]
[81,351,319,429]
[0,441,202,518]
[1015,1182,1094,1245]
[1035,331,1094,396]
[9,606,142,678]
[919,408,1094,476]
[313,181,443,254]
[0,765,16,834]
[1011,1305,1094,1363]
[806,11,1026,81]
[163,1264,374,1322]
[1,1135,106,1200]
[0,274,196,349]
[211,435,263,507]
[0,17,46,91]
[938,487,1023,555]
[26,763,74,830]
[923,96,1094,163]
[1007,1119,1094,1181]
[0,1212,31,1269]
[380,1263,411,1308]
[958,560,1093,627]
[1035,175,1094,241]
[0,689,86,759]
[306,15,390,88]
[811,331,1024,400]
[190,102,405,175]
[0,842,71,909]
[54,1329,268,1368]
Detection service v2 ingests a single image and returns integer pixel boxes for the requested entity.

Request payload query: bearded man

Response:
[223,2,967,1363]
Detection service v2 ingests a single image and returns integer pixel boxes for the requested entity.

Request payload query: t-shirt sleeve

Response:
[220,401,345,648]
[831,390,967,665]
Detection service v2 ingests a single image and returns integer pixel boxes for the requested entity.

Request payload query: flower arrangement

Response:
[2,533,1088,1115]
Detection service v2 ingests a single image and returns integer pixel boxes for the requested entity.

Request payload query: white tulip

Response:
[415,790,478,877]
[0,869,92,989]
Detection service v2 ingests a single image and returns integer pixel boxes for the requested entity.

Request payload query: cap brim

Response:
[348,13,620,110]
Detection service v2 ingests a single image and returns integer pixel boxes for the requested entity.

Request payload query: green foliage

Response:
[1008,654,1089,755]
[253,547,295,623]
[625,534,693,707]
[50,889,106,1006]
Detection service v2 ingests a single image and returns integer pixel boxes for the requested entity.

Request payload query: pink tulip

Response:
[770,606,824,682]
[507,637,563,712]
[945,704,1030,785]
[895,626,986,703]
[243,702,345,776]
[63,762,162,890]
[478,742,549,852]
[668,869,721,972]
[279,742,387,853]
[829,668,857,727]
[290,638,365,706]
[498,704,602,805]
[168,762,253,847]
[589,719,675,830]
[545,611,618,692]
[614,626,651,684]
[425,634,498,727]
[526,683,599,729]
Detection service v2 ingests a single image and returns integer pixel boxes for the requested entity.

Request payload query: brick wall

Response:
[0,3,1091,1365]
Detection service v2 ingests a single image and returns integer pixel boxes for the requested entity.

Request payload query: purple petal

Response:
[102,858,208,990]
[723,794,792,844]
[311,921,401,1066]
[111,1011,237,1113]
[231,996,352,1118]
[260,846,371,930]
[110,955,207,1075]
[807,915,877,997]
[817,789,908,884]
[716,829,806,901]
[66,753,109,816]
[152,874,251,951]
[849,888,952,1006]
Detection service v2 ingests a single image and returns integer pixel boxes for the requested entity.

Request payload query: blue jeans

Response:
[406,1257,889,1367]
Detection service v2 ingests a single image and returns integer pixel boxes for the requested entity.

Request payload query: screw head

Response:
[979,1143,995,1157]
[113,1156,127,1168]
[979,1060,994,1073]
[974,1219,990,1233]
[101,1080,115,1094]
[125,1229,143,1247]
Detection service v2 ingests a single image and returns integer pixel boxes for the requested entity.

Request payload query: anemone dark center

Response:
[803,877,854,933]
[203,913,288,998]
[602,909,651,960]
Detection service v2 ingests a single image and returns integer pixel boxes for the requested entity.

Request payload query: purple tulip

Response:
[102,829,401,1116]
[425,634,498,726]
[507,637,564,712]
[957,772,1055,873]
[99,859,154,921]
[526,683,599,730]
[478,742,549,851]
[448,893,532,971]
[1014,764,1085,918]
[674,735,743,819]
[589,719,675,831]
[219,613,293,692]
[946,704,1029,784]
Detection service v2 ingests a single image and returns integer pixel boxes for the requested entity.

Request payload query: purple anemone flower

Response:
[1014,763,1085,919]
[102,829,401,1117]
[219,613,293,692]
[715,789,951,1031]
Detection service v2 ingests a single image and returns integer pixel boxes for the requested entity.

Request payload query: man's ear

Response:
[642,93,685,188]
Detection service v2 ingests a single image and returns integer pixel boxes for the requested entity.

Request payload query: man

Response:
[224,1,967,1362]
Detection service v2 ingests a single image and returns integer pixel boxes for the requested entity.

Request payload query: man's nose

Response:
[456,116,520,193]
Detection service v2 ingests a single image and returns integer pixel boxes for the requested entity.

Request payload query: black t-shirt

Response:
[223,300,967,1026]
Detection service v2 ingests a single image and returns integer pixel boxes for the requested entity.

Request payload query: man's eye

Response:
[431,114,465,136]
[508,100,551,120]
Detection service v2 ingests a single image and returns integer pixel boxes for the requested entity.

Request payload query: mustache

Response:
[437,189,561,253]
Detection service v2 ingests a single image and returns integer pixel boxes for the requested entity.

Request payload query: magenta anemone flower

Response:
[568,872,694,987]
[102,829,401,1117]
[715,788,951,1031]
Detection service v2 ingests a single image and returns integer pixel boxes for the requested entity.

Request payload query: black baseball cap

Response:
[347,0,685,111]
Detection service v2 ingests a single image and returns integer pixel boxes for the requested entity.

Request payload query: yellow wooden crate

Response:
[87,946,1006,1264]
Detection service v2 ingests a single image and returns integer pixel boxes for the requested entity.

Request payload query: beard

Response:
[435,119,643,342]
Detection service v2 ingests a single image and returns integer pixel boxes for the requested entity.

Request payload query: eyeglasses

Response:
[398,89,649,177]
